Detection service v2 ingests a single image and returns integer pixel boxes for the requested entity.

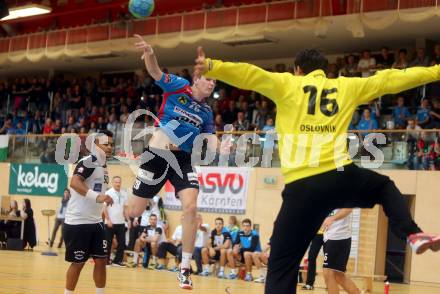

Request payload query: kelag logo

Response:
[198,173,244,194]
[9,163,68,197]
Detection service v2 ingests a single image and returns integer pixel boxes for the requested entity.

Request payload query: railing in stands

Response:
[2,129,439,171]
[0,0,438,54]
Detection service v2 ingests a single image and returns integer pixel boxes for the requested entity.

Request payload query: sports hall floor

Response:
[1,248,439,294]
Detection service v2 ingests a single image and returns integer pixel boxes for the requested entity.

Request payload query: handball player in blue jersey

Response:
[129,35,216,290]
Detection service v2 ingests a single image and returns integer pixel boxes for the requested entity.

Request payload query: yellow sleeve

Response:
[204,59,295,104]
[348,65,440,105]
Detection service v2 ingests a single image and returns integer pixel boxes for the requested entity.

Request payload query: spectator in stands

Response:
[65,116,76,132]
[368,100,381,120]
[393,96,411,129]
[97,116,107,130]
[239,101,253,124]
[50,188,70,248]
[235,111,250,131]
[410,48,430,67]
[415,131,433,170]
[89,121,97,133]
[392,49,409,69]
[407,118,422,170]
[192,215,210,274]
[52,119,63,134]
[252,243,270,283]
[13,121,26,143]
[89,106,99,124]
[107,114,118,135]
[21,199,36,251]
[77,107,88,123]
[119,104,129,123]
[223,100,239,124]
[227,215,240,241]
[104,176,129,267]
[75,118,87,131]
[51,92,64,120]
[255,100,271,130]
[29,110,44,134]
[218,88,232,112]
[227,218,260,281]
[376,46,394,69]
[132,213,162,268]
[428,97,440,128]
[416,98,431,128]
[432,132,440,170]
[357,50,376,77]
[356,109,378,136]
[156,215,184,271]
[0,117,13,135]
[200,217,231,277]
[214,114,224,132]
[42,118,53,134]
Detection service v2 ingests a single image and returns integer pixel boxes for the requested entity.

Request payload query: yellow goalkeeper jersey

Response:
[204,59,440,184]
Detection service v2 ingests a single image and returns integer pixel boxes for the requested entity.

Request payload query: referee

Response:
[195,48,440,294]
[63,130,114,294]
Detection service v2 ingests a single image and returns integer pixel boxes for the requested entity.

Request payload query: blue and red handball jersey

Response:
[154,73,215,153]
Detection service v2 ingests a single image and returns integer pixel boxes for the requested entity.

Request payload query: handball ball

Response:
[129,0,155,18]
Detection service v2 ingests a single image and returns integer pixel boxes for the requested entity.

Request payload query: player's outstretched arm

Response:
[349,65,440,105]
[134,34,163,81]
[194,47,292,104]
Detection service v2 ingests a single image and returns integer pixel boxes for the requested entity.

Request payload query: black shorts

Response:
[212,250,221,261]
[63,223,108,263]
[323,238,351,272]
[132,147,199,198]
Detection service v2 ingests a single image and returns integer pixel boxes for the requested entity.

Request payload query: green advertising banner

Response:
[9,163,68,197]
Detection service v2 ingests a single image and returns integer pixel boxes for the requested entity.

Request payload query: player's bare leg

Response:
[127,194,149,218]
[177,188,198,290]
[65,262,85,292]
[93,258,107,290]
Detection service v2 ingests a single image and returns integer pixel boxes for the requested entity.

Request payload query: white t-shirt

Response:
[140,209,151,227]
[65,156,109,225]
[171,224,210,247]
[150,195,161,220]
[357,57,376,77]
[172,225,183,242]
[105,187,128,224]
[324,209,352,242]
[194,224,210,248]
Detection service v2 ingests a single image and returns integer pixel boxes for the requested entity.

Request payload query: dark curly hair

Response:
[294,49,329,75]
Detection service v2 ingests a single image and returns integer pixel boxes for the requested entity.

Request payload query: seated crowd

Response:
[0,45,439,169]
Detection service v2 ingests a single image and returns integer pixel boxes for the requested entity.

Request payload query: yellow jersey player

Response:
[194,48,440,294]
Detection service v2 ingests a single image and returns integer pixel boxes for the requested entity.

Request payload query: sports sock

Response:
[64,290,73,294]
[219,266,225,272]
[181,252,192,270]
[96,288,105,294]
[203,265,210,272]
[133,252,139,264]
[230,268,237,274]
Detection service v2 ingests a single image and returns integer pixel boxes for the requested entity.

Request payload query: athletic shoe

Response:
[408,233,440,254]
[430,235,440,252]
[126,262,137,268]
[112,262,125,267]
[178,268,193,290]
[301,284,314,290]
[217,271,226,279]
[199,270,210,277]
[155,264,166,270]
[228,272,238,280]
[169,267,179,273]
[244,273,253,282]
[254,276,265,283]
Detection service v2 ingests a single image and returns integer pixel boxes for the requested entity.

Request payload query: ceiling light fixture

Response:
[1,4,52,21]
